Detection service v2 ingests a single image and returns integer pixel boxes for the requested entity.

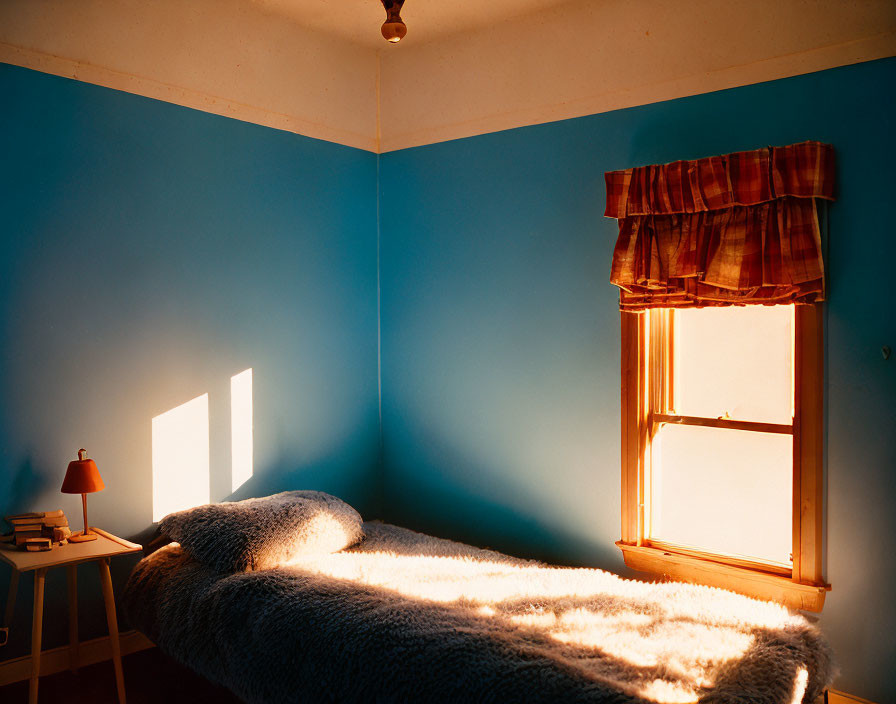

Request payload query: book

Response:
[6,511,70,547]
[6,510,63,524]
[13,523,44,535]
[25,537,52,552]
[5,512,43,522]
[14,531,43,545]
[12,519,42,528]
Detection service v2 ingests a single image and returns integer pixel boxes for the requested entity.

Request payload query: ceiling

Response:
[2,0,893,152]
[251,0,577,48]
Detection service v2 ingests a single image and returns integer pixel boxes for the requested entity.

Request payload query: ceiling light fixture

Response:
[380,0,407,44]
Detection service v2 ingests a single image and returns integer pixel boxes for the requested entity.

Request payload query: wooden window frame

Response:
[617,305,829,611]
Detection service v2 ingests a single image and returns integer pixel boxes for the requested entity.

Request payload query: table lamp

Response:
[61,448,105,543]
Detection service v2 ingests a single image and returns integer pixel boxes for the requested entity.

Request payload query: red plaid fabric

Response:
[605,141,833,310]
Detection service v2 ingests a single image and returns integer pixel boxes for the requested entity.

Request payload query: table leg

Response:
[67,565,79,672]
[29,568,46,704]
[1,569,19,647]
[98,558,126,704]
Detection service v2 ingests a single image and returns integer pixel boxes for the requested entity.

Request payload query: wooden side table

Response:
[0,527,141,704]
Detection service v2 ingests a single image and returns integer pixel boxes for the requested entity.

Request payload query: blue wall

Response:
[2,56,894,700]
[0,64,379,657]
[379,58,896,702]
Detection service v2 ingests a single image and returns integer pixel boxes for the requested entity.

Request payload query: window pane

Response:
[650,424,792,566]
[673,305,793,424]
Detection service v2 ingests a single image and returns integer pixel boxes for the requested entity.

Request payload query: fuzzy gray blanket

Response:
[159,490,364,572]
[123,522,833,704]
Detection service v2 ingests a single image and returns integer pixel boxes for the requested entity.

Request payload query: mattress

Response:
[123,521,833,704]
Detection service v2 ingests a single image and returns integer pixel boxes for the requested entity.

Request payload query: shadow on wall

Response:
[2,456,50,519]
[385,453,622,571]
[224,452,382,521]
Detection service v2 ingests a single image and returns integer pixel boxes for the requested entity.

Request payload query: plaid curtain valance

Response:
[605,141,835,311]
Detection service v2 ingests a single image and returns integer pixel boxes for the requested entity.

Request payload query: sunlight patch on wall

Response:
[152,393,210,522]
[231,368,253,492]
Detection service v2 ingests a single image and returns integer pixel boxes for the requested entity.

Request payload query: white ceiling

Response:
[251,0,577,48]
[2,0,894,152]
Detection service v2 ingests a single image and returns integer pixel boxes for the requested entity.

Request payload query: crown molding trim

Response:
[3,30,894,156]
[378,32,896,153]
[0,43,379,153]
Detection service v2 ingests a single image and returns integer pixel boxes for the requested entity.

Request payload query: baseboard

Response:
[0,630,154,686]
[824,690,879,704]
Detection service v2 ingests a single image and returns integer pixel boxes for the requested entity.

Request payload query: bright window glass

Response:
[673,305,793,424]
[650,424,792,565]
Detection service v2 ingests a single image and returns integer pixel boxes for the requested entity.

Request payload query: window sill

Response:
[616,541,829,612]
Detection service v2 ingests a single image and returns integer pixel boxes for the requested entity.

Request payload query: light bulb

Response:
[382,20,407,43]
[380,0,407,44]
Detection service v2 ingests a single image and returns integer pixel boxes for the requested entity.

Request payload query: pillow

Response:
[158,490,364,572]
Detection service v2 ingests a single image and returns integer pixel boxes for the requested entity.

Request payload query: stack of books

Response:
[3,510,71,550]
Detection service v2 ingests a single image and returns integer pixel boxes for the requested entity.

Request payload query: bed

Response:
[123,494,833,704]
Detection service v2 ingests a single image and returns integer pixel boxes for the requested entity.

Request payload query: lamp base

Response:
[69,531,98,543]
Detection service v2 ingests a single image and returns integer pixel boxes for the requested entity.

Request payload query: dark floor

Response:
[0,646,245,703]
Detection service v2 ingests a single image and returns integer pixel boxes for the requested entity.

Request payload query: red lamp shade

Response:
[61,449,105,494]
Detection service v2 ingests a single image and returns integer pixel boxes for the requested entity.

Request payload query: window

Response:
[617,304,828,611]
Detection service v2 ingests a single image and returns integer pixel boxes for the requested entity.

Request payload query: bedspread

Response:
[123,522,833,704]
